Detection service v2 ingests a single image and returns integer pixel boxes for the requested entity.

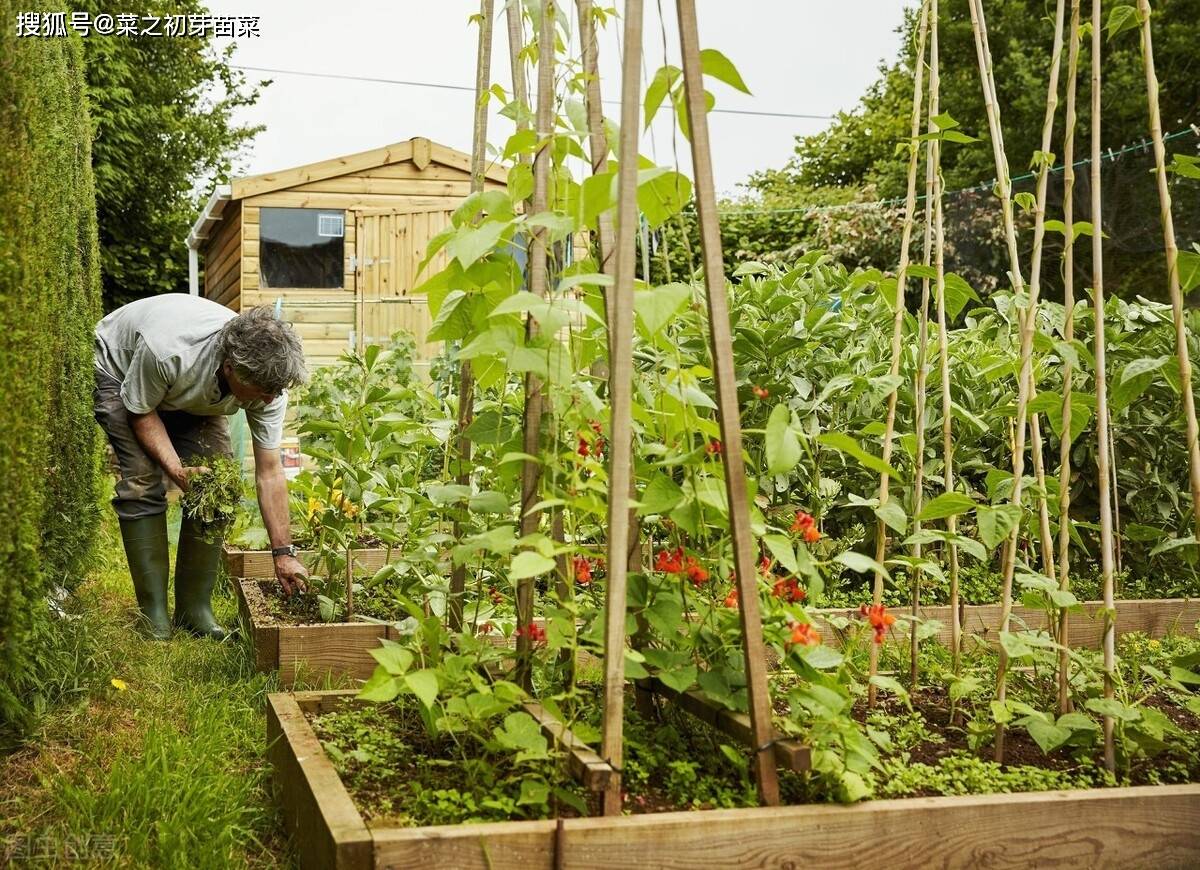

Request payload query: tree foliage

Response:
[79,0,264,309]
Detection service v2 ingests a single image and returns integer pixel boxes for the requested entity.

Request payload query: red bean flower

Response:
[860,604,897,643]
[758,555,774,576]
[654,546,685,574]
[573,556,594,586]
[772,577,807,603]
[515,622,547,645]
[752,385,769,400]
[790,510,815,533]
[803,525,822,544]
[723,588,739,608]
[788,621,822,648]
[683,556,710,587]
[706,438,723,456]
[577,437,591,457]
[489,585,504,606]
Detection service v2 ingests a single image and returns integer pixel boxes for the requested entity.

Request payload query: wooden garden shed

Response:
[186,136,507,371]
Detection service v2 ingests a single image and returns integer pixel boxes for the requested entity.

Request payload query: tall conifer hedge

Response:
[0,1,103,736]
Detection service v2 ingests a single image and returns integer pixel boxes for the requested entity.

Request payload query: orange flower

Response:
[772,577,807,603]
[860,604,896,643]
[573,556,593,586]
[788,621,821,648]
[803,525,821,544]
[655,547,685,574]
[723,588,739,608]
[683,556,710,587]
[752,385,769,400]
[789,510,815,533]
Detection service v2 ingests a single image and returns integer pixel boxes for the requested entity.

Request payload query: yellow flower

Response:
[306,496,324,521]
[1148,639,1161,649]
[341,500,359,519]
[111,678,128,691]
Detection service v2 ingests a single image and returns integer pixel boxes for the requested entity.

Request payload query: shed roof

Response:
[187,137,506,248]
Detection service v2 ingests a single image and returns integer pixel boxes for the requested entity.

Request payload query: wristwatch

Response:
[272,545,297,558]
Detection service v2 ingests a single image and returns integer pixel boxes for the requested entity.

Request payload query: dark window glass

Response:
[260,207,345,289]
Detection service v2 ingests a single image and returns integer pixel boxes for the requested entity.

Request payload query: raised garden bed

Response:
[235,578,398,686]
[267,690,1200,870]
[222,542,402,580]
[810,597,1200,648]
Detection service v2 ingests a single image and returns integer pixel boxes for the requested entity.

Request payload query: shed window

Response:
[260,207,345,289]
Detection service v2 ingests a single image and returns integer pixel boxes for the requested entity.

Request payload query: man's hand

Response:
[169,465,210,492]
[274,554,308,597]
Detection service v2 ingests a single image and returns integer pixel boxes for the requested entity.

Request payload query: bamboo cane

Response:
[928,5,960,681]
[1138,0,1200,542]
[1089,0,1118,774]
[1057,0,1082,717]
[515,0,555,689]
[598,0,643,818]
[910,0,939,689]
[577,0,642,580]
[577,0,617,344]
[869,0,930,708]
[450,0,495,634]
[1024,0,1068,584]
[676,0,780,805]
[965,0,1054,762]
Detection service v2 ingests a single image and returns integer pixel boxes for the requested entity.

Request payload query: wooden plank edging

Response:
[272,691,1200,870]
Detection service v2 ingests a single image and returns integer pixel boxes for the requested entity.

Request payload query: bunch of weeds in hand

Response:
[181,456,244,540]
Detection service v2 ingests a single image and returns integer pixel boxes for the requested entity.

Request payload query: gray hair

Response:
[217,307,307,394]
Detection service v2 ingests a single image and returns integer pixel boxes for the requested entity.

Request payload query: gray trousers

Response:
[93,367,233,520]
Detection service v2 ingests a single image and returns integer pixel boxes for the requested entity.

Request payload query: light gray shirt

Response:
[94,294,287,449]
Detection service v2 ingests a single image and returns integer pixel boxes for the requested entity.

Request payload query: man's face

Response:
[222,360,278,404]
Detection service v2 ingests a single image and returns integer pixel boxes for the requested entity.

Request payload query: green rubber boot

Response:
[118,514,173,640]
[173,514,227,640]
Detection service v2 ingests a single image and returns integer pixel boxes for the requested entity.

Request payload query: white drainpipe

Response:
[188,242,199,295]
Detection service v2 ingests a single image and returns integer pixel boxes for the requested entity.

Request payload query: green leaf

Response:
[918,492,975,522]
[765,404,801,475]
[1105,4,1141,39]
[357,667,401,703]
[869,675,911,706]
[1170,666,1200,686]
[638,170,693,228]
[763,534,799,574]
[446,219,508,268]
[469,491,510,514]
[510,551,557,580]
[634,282,692,336]
[495,712,548,762]
[517,778,550,807]
[874,500,908,534]
[699,48,751,94]
[1149,535,1198,557]
[369,642,414,676]
[644,65,681,129]
[1025,718,1072,753]
[1177,250,1200,292]
[977,503,1022,549]
[1120,355,1171,384]
[639,473,685,516]
[1085,697,1141,722]
[835,551,891,580]
[942,273,980,319]
[1167,153,1200,180]
[404,669,439,708]
[657,664,698,694]
[818,432,904,482]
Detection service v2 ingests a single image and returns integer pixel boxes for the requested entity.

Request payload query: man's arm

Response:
[252,443,307,595]
[129,410,207,490]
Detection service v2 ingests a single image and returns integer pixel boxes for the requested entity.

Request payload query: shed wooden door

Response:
[353,207,455,369]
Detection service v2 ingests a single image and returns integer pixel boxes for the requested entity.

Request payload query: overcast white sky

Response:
[206,2,912,196]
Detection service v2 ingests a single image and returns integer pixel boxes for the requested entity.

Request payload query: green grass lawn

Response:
[0,505,299,869]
